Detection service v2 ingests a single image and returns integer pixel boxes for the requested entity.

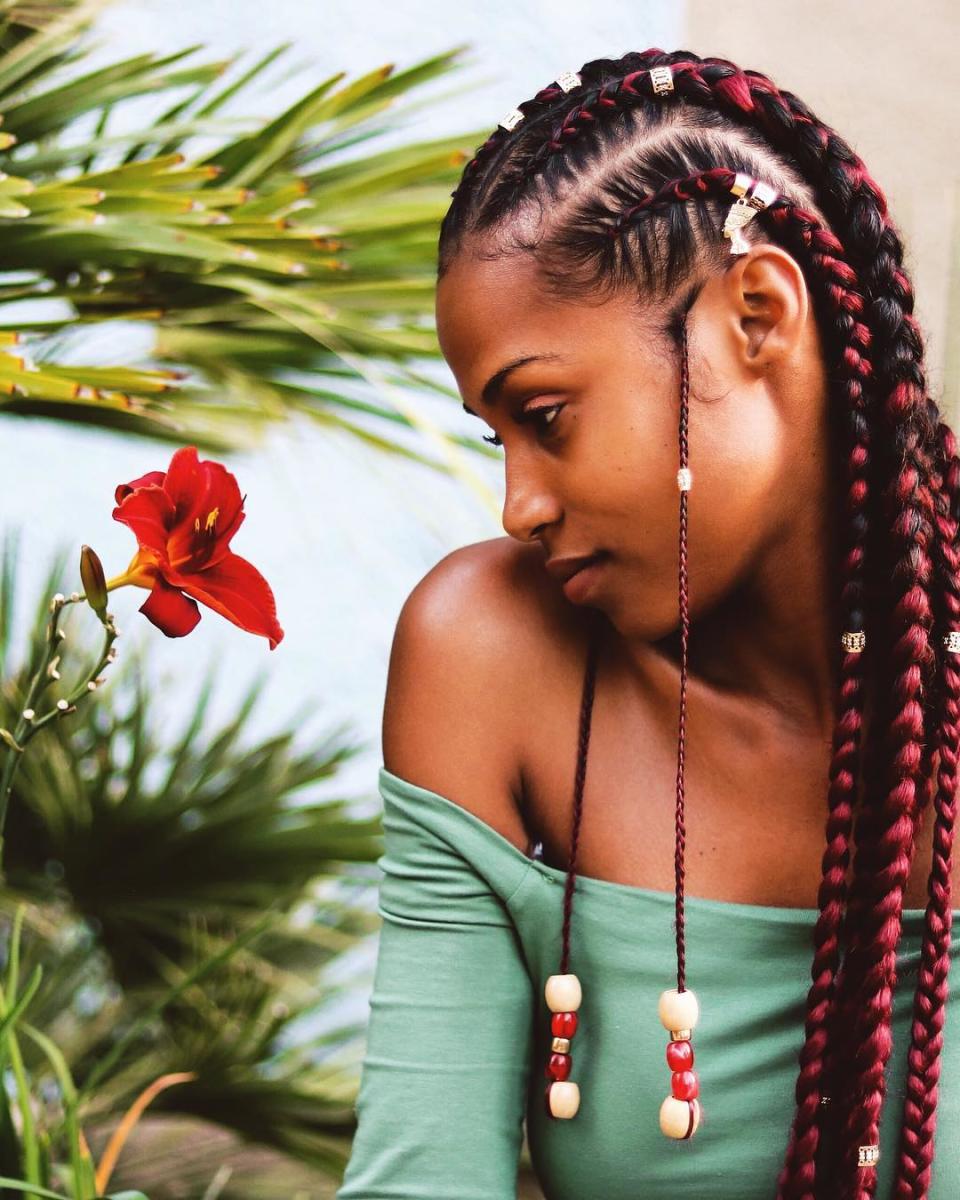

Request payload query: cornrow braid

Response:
[449,71,599,212]
[437,49,958,1200]
[452,46,675,199]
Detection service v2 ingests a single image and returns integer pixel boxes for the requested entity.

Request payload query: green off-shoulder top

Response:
[335,766,960,1199]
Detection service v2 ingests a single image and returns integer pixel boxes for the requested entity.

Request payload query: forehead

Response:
[435,249,652,403]
[435,251,557,363]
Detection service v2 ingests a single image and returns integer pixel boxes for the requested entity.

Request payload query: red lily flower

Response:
[108,445,284,650]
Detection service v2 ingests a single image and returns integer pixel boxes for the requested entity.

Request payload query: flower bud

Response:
[80,545,108,617]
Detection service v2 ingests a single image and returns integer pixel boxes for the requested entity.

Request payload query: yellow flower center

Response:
[195,507,219,535]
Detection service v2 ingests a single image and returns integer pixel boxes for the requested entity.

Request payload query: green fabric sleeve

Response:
[336,773,537,1199]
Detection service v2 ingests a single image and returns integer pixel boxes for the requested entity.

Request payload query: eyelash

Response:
[482,404,564,447]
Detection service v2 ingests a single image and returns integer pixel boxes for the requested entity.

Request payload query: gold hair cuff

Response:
[498,108,525,132]
[723,173,779,255]
[841,631,866,653]
[858,1144,880,1168]
[650,66,675,96]
[943,631,960,652]
[556,71,581,92]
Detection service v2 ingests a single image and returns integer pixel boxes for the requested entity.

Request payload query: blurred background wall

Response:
[687,0,959,418]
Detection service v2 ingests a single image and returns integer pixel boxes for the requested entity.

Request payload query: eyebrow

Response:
[461,352,566,416]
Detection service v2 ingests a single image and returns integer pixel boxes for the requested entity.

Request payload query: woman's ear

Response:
[724,243,809,368]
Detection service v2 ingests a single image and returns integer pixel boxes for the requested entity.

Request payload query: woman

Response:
[336,48,959,1199]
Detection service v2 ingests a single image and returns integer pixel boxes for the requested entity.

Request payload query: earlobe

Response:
[733,244,808,367]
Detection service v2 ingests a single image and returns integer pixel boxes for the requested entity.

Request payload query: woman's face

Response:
[435,245,823,642]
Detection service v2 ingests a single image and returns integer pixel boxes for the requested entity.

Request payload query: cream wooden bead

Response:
[545,973,582,1012]
[658,987,699,1032]
[659,1095,701,1139]
[548,1080,581,1119]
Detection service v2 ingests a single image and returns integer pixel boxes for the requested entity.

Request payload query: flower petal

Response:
[139,578,201,639]
[112,485,176,557]
[166,550,284,649]
[163,445,246,570]
[115,469,166,507]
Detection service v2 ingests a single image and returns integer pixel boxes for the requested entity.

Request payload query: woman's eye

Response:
[481,404,564,448]
[524,404,564,434]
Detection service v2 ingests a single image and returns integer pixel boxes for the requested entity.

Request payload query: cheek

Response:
[586,405,678,504]
[685,409,783,593]
[592,438,678,539]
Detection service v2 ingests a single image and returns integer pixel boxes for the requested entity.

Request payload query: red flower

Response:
[108,445,284,650]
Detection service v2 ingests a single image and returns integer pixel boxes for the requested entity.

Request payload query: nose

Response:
[500,454,562,542]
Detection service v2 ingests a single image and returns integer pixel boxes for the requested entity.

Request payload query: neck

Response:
[646,496,846,742]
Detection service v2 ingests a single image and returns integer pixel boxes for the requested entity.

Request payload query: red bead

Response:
[545,1052,572,1081]
[666,1039,694,1071]
[551,1011,579,1038]
[671,1069,699,1100]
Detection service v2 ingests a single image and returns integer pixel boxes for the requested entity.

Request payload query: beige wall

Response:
[685,1,960,421]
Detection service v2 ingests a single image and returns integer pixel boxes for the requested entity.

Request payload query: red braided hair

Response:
[438,50,959,1200]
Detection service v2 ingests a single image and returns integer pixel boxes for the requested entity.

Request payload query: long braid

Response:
[763,202,875,1200]
[812,187,942,1198]
[437,51,958,1200]
[890,428,960,1196]
[829,361,938,1199]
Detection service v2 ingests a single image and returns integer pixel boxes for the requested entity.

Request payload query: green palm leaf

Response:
[0,2,490,485]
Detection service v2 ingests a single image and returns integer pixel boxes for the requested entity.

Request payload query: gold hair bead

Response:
[730,172,778,207]
[858,1144,880,1168]
[555,71,581,92]
[677,467,692,492]
[650,66,675,96]
[498,108,525,132]
[552,1036,571,1053]
[730,173,751,197]
[723,174,779,255]
[943,631,960,652]
[841,630,866,653]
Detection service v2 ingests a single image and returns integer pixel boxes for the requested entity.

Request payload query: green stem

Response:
[0,592,118,874]
[5,1027,41,1198]
[0,911,41,1199]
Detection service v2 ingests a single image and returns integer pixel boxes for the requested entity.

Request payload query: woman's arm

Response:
[336,542,538,1199]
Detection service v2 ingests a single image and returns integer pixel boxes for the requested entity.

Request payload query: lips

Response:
[544,552,606,584]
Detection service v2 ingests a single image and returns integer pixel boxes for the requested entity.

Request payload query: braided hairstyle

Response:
[436,48,959,1200]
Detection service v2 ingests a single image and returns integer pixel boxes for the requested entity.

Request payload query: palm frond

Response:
[0,6,488,469]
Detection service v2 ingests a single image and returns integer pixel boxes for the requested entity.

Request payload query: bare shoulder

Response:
[381,536,593,851]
